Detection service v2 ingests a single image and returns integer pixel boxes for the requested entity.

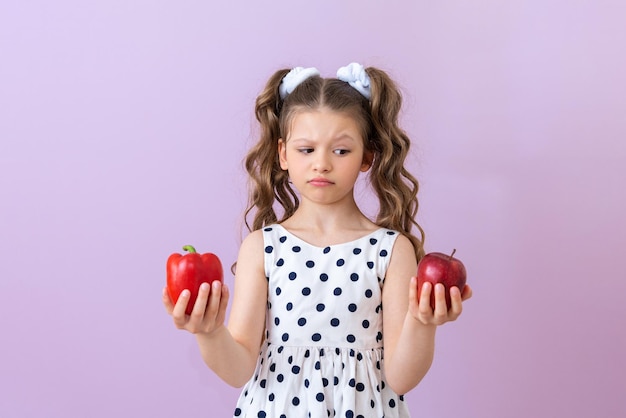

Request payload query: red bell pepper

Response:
[166,245,223,315]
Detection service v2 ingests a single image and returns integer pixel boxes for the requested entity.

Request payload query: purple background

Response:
[1,1,625,417]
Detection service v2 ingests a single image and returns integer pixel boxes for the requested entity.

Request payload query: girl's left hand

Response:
[408,277,473,326]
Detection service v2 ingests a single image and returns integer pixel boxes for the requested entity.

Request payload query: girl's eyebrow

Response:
[289,134,358,144]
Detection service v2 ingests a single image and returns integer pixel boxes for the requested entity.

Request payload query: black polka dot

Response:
[347,334,356,343]
[281,333,289,342]
[348,303,357,312]
[362,320,370,328]
[333,287,342,296]
[336,259,345,266]
[370,238,377,245]
[316,303,325,312]
[330,318,340,327]
[302,287,311,296]
[289,272,297,280]
[350,273,359,281]
[365,289,373,298]
[323,246,331,254]
[380,249,388,257]
[316,392,325,402]
[286,302,293,311]
[367,261,374,269]
[279,236,287,243]
[306,260,315,268]
[320,273,328,282]
[353,248,362,255]
[312,333,321,341]
[277,258,284,266]
[264,246,274,253]
[292,246,301,253]
[298,318,307,326]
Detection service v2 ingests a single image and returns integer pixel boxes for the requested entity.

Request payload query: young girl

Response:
[163,63,472,417]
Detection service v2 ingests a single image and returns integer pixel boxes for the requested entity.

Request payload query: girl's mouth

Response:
[309,178,334,186]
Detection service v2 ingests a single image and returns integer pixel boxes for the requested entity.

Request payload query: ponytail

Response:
[244,69,298,232]
[366,67,425,260]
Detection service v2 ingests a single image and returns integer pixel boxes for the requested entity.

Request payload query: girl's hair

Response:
[244,66,425,260]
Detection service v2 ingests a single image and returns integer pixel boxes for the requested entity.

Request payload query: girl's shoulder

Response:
[240,228,266,256]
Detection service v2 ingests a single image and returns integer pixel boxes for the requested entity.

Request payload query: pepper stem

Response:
[182,245,197,253]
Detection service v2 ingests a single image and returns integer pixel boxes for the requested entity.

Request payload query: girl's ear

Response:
[278,138,288,170]
[360,150,374,172]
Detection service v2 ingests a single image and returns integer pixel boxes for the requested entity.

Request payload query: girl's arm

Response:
[381,235,472,395]
[163,230,268,387]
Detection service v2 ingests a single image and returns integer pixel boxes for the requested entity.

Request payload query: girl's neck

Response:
[280,199,378,246]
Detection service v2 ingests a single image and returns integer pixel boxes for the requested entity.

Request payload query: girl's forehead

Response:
[288,108,362,131]
[286,109,362,140]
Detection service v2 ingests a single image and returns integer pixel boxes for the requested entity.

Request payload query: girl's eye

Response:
[298,148,314,154]
[334,149,350,155]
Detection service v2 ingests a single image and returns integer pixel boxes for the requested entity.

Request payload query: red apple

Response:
[417,249,467,310]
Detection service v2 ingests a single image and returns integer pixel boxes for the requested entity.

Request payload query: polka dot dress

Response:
[232,224,411,417]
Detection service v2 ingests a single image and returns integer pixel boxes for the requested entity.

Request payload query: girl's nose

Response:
[313,153,331,172]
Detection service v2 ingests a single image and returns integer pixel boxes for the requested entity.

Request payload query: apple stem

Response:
[449,248,457,260]
[182,245,197,253]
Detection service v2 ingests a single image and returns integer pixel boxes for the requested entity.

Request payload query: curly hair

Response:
[243,66,425,261]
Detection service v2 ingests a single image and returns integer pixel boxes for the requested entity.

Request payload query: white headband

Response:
[336,62,371,99]
[279,67,320,99]
[278,63,371,100]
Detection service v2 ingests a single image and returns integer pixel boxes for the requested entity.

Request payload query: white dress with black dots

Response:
[233,224,411,418]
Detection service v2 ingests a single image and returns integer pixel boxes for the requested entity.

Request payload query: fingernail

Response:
[200,282,210,291]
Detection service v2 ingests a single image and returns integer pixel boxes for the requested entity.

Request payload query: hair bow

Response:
[279,67,320,99]
[336,63,371,99]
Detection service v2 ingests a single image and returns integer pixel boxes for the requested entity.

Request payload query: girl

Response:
[163,63,472,417]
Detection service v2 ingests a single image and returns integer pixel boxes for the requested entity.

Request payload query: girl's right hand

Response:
[162,281,229,336]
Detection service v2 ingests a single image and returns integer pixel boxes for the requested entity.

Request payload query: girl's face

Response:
[278,107,372,206]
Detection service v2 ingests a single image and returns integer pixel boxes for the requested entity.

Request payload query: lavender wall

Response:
[1,1,624,417]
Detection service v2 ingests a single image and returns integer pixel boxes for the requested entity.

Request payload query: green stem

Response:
[182,245,197,253]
